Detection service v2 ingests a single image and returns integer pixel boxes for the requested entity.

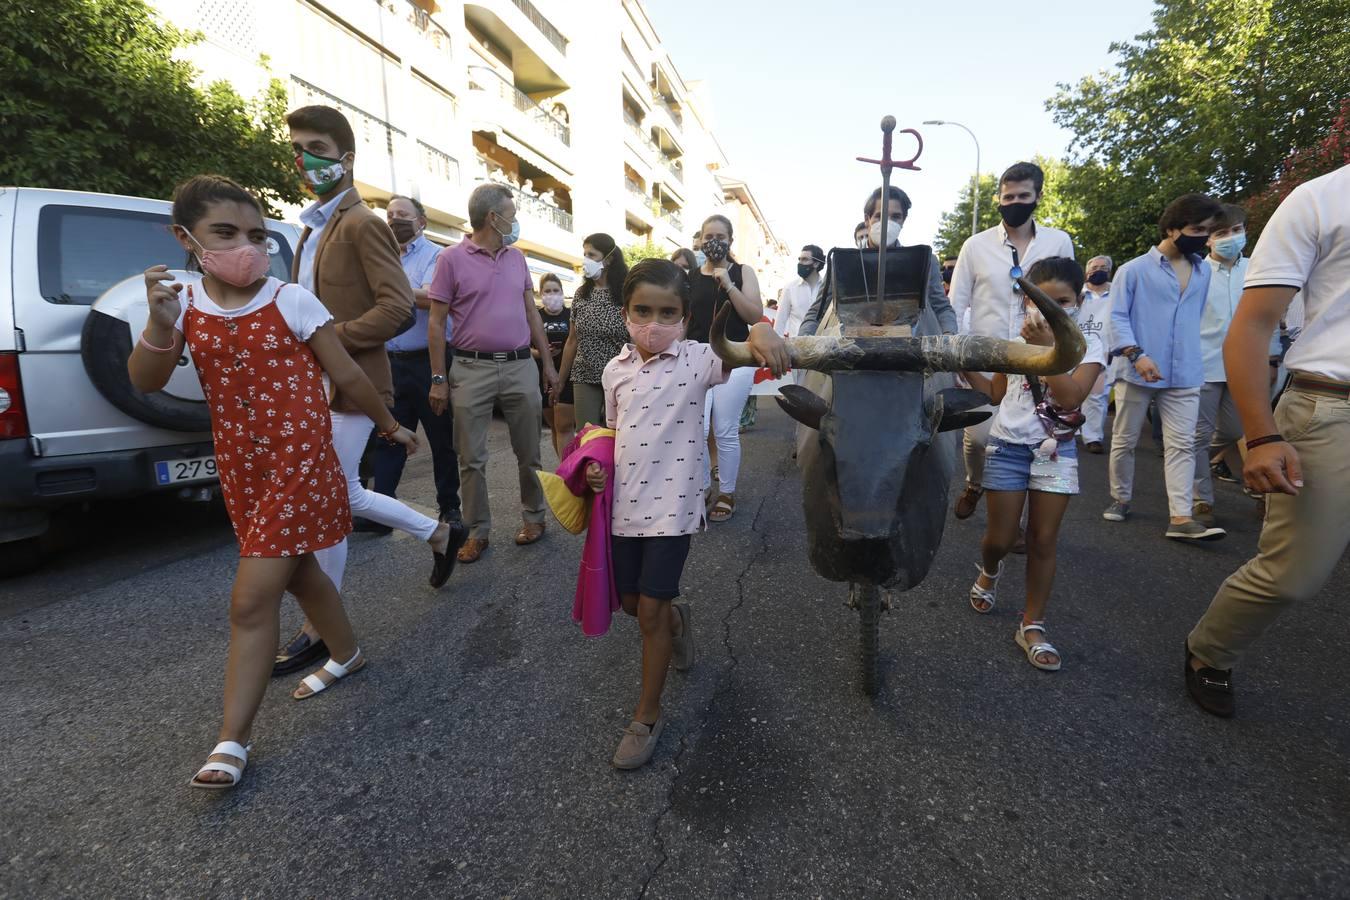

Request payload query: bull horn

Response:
[707,279,1086,377]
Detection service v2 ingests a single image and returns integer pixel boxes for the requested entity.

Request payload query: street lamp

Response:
[923,120,981,242]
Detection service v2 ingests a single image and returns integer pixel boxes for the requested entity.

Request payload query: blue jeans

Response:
[982,436,1079,495]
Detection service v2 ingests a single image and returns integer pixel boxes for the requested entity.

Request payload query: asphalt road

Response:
[3,408,1348,898]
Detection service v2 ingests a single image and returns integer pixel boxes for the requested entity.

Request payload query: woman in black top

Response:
[535,273,574,458]
[555,233,630,429]
[688,214,766,522]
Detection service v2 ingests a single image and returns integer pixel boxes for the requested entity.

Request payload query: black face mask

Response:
[1174,233,1210,256]
[389,219,417,244]
[797,263,816,279]
[941,267,955,284]
[999,201,1037,228]
[1087,270,1110,286]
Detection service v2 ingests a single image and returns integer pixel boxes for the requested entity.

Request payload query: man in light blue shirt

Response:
[1106,192,1227,541]
[368,195,461,526]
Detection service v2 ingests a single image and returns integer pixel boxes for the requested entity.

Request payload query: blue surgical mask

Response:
[1211,233,1246,260]
[694,250,707,267]
[493,212,520,245]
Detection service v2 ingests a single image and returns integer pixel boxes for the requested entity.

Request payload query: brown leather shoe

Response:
[515,521,545,545]
[457,538,488,563]
[954,485,983,520]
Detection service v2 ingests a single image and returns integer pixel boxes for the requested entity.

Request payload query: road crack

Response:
[637,453,791,899]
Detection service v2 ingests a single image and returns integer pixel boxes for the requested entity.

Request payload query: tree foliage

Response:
[1041,0,1350,262]
[0,0,303,214]
[932,174,1000,261]
[622,240,669,268]
[1246,98,1350,241]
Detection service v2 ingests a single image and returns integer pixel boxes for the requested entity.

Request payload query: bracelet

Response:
[377,425,401,442]
[139,332,175,353]
[1246,433,1285,451]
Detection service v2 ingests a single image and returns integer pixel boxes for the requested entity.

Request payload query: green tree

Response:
[622,240,668,268]
[1,0,303,214]
[932,173,999,260]
[1046,0,1350,259]
[1246,98,1350,242]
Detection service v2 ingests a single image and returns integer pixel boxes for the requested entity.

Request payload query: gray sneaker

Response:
[1102,501,1131,522]
[612,716,664,770]
[1166,520,1227,541]
[672,602,694,671]
[1192,502,1216,527]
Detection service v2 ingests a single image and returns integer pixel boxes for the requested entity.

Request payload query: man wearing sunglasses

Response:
[948,162,1075,520]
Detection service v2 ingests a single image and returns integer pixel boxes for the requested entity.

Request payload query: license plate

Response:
[155,455,218,485]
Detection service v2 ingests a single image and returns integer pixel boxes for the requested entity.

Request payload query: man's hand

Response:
[1134,355,1162,383]
[429,381,450,416]
[1244,441,1303,495]
[541,364,559,398]
[585,461,606,493]
[1020,315,1054,347]
[746,323,790,377]
[144,265,183,330]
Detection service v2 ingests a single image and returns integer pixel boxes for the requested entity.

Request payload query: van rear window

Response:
[37,205,294,305]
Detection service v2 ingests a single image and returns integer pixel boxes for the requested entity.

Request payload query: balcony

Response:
[509,0,566,55]
[491,176,573,232]
[419,141,460,185]
[469,65,570,148]
[400,0,452,58]
[625,177,654,222]
[464,1,568,92]
[289,76,405,179]
[660,208,683,233]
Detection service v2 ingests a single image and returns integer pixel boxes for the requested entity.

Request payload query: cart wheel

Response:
[854,583,881,696]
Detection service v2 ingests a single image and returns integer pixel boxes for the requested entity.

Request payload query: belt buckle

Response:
[492,351,509,361]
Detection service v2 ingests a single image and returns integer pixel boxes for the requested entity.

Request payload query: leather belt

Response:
[387,348,430,359]
[454,347,531,362]
[1290,373,1350,399]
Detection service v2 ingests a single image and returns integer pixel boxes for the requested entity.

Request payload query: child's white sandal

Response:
[1015,621,1061,671]
[189,740,250,789]
[969,561,1004,614]
[293,648,364,700]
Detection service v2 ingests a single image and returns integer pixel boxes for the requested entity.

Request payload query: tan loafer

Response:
[612,716,664,770]
[457,538,489,563]
[515,521,545,545]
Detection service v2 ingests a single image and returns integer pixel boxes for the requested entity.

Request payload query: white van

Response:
[0,187,300,574]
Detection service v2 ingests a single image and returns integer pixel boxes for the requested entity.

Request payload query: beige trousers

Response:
[572,381,606,431]
[1188,387,1350,669]
[450,356,545,540]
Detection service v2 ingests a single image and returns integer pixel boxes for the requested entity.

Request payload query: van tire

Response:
[0,537,44,578]
[80,311,210,432]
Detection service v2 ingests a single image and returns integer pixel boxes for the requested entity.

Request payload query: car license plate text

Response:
[155,456,218,485]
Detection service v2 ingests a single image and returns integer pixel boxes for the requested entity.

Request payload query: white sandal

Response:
[1015,621,1062,671]
[293,648,365,700]
[189,740,250,790]
[969,562,1004,614]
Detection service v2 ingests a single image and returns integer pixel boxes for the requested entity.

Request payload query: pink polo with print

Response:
[602,340,729,537]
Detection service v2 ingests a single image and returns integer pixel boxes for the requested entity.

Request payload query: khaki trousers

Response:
[1188,387,1350,669]
[572,381,606,430]
[450,356,545,540]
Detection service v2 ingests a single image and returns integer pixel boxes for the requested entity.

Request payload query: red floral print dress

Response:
[184,283,350,557]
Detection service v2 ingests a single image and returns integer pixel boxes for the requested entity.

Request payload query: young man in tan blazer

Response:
[274,105,465,677]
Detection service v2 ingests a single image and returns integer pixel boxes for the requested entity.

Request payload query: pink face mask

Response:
[627,318,683,354]
[183,230,271,287]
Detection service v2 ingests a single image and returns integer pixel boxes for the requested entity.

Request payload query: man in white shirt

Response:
[1078,255,1113,452]
[1185,163,1350,718]
[775,244,824,340]
[949,161,1075,519]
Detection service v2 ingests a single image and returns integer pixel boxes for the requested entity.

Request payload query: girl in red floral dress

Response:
[129,175,418,790]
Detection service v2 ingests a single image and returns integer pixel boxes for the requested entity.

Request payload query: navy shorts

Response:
[611,534,692,601]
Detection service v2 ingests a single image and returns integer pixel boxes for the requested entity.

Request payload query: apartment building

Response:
[152,0,788,296]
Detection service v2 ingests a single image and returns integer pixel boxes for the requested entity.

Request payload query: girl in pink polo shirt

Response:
[586,259,787,769]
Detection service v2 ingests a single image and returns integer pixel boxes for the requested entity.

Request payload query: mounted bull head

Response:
[711,276,1085,591]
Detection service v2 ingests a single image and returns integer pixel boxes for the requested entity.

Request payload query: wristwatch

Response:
[1124,347,1143,364]
[431,374,446,385]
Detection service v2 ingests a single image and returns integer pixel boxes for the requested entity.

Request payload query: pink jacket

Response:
[537,426,620,636]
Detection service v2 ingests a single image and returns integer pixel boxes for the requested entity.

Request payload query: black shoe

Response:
[430,521,470,588]
[1212,460,1239,484]
[1084,441,1104,454]
[1185,644,1235,718]
[353,517,392,536]
[273,628,328,677]
[439,509,463,526]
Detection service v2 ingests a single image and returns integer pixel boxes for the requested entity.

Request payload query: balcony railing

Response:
[400,0,452,57]
[653,92,682,128]
[419,141,460,184]
[469,66,570,146]
[491,176,573,232]
[662,159,683,184]
[290,76,405,157]
[509,0,567,55]
[661,209,683,232]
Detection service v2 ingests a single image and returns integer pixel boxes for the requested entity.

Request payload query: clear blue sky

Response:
[645,0,1159,252]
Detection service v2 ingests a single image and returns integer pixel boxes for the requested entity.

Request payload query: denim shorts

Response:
[612,534,692,601]
[982,436,1079,495]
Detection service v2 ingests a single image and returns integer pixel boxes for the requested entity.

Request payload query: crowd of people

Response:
[127,104,1348,786]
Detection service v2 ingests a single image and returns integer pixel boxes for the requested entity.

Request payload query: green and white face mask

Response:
[295,149,349,195]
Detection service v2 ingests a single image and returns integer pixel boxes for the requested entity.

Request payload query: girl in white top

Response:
[962,258,1106,671]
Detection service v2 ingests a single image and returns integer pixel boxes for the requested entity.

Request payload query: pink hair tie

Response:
[139,332,176,354]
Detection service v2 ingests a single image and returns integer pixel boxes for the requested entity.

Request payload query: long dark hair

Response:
[669,248,697,272]
[575,232,627,305]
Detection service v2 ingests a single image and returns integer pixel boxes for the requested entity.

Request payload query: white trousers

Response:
[312,410,438,591]
[703,365,755,495]
[1080,372,1111,444]
[1108,381,1201,518]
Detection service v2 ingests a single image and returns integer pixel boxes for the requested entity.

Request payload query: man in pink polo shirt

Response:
[428,183,559,563]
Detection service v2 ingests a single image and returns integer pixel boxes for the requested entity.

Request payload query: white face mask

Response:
[541,290,565,314]
[868,217,903,247]
[581,257,604,279]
